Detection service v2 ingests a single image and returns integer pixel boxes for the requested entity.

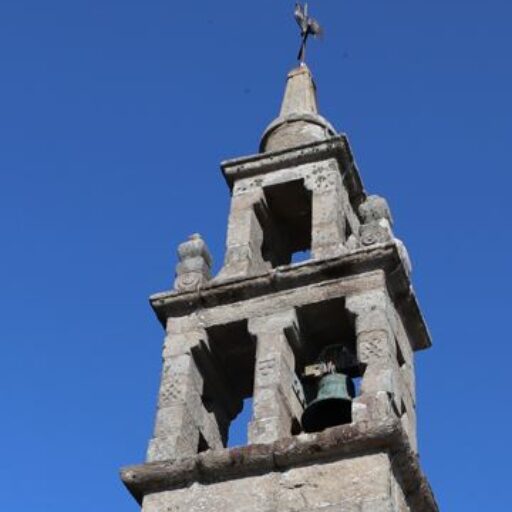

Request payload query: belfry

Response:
[121,29,438,512]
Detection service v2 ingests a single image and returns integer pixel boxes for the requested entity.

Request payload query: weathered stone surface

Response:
[147,346,204,461]
[174,234,212,292]
[346,290,418,448]
[219,143,356,278]
[260,65,337,153]
[360,221,393,246]
[222,136,365,210]
[248,310,301,444]
[221,135,366,207]
[151,245,431,352]
[358,195,394,249]
[304,161,348,259]
[216,188,270,280]
[145,254,428,464]
[359,195,393,225]
[395,237,412,276]
[122,419,437,511]
[142,474,276,512]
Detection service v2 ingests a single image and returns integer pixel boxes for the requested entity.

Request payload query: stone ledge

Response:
[120,418,437,511]
[221,135,365,207]
[150,243,431,351]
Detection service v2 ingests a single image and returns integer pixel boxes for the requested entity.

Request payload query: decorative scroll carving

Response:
[359,222,392,246]
[174,234,212,292]
[358,195,393,247]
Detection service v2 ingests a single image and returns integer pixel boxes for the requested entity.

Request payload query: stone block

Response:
[140,453,396,512]
[162,331,204,358]
[147,413,199,462]
[165,315,202,335]
[352,391,396,423]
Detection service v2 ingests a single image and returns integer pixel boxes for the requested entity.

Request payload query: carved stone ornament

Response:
[358,195,394,247]
[358,195,393,225]
[359,222,392,246]
[174,234,212,292]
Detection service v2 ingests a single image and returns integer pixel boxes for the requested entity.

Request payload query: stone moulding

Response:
[120,418,438,512]
[259,112,337,153]
[220,135,365,207]
[150,243,431,351]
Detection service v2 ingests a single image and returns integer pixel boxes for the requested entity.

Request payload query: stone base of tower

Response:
[121,417,437,512]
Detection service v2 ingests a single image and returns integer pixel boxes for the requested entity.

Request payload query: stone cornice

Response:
[150,243,431,351]
[121,418,438,512]
[220,135,366,208]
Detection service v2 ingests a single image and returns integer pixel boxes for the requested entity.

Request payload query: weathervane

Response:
[294,2,323,65]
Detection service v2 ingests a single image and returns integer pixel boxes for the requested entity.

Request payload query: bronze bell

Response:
[301,372,355,433]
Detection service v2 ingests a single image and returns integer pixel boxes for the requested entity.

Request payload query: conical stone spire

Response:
[260,64,337,153]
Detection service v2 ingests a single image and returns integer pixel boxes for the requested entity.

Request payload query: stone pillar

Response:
[248,310,302,444]
[147,320,225,461]
[305,160,347,259]
[346,289,418,451]
[346,292,401,412]
[216,187,269,280]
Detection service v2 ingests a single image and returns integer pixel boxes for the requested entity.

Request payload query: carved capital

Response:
[248,309,299,337]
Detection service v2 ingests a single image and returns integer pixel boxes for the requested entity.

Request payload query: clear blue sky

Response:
[1,0,510,510]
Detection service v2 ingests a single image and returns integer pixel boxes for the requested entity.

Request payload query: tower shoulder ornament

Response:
[173,234,212,292]
[358,195,394,246]
[358,195,412,274]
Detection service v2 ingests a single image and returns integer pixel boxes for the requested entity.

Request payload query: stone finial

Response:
[358,196,412,275]
[358,195,393,247]
[260,65,336,153]
[359,195,393,225]
[173,234,212,292]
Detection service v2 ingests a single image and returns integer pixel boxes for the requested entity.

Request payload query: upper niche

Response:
[256,179,312,267]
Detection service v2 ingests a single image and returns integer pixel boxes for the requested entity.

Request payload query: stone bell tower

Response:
[121,64,438,511]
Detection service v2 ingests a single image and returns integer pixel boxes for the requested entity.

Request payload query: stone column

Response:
[216,187,269,280]
[146,319,223,461]
[346,290,418,451]
[248,310,302,444]
[305,160,347,260]
[346,291,403,420]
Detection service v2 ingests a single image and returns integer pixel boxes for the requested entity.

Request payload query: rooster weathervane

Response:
[294,2,323,64]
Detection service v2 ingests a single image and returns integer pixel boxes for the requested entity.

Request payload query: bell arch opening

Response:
[200,320,256,448]
[255,179,313,268]
[294,297,363,434]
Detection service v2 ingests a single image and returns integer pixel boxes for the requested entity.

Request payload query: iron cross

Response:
[294,2,323,64]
